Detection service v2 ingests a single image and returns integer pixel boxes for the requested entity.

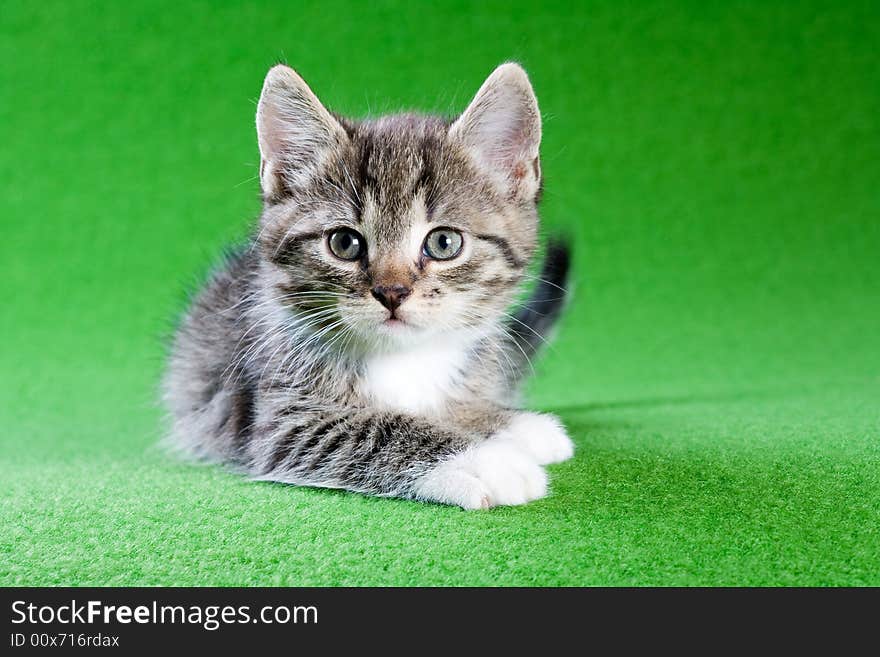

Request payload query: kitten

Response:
[163,62,574,509]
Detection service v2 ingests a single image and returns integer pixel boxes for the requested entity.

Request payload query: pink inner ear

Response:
[467,101,539,185]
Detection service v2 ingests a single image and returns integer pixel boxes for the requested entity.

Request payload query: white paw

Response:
[494,412,574,465]
[412,440,548,510]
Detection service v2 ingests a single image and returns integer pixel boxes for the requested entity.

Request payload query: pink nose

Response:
[371,284,411,311]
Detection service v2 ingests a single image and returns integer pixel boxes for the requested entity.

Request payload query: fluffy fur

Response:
[163,62,574,509]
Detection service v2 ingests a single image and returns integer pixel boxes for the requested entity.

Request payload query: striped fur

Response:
[163,63,574,509]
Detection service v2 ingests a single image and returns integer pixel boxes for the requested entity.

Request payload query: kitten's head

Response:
[255,63,542,351]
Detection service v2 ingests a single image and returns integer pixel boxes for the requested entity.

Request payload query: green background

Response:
[2,0,878,586]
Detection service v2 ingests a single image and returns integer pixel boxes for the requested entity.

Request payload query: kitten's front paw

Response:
[494,412,574,465]
[413,440,547,510]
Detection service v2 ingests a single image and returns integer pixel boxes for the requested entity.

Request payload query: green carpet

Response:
[1,0,878,586]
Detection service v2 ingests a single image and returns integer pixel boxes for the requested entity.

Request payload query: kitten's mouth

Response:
[380,313,411,330]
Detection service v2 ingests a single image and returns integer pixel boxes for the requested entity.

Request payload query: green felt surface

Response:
[1,0,878,586]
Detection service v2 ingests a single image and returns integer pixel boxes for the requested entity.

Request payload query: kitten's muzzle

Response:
[371,284,411,312]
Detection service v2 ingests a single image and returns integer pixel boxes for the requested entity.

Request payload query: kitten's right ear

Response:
[256,65,347,200]
[449,63,542,201]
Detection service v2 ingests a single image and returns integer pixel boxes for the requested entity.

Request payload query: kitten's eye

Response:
[423,228,463,260]
[328,229,365,261]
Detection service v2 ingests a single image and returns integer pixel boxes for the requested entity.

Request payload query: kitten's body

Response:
[164,64,574,509]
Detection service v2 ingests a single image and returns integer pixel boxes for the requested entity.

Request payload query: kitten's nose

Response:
[371,284,411,311]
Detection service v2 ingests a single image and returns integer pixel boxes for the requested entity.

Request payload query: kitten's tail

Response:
[508,239,572,365]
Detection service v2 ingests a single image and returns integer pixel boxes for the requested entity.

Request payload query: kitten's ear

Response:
[256,65,347,199]
[449,63,542,201]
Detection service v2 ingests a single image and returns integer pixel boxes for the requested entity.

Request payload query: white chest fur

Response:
[360,342,467,415]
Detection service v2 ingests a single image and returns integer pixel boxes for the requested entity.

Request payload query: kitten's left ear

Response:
[449,63,542,201]
[256,65,348,200]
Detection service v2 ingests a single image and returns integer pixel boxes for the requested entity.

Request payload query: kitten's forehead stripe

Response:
[349,115,453,222]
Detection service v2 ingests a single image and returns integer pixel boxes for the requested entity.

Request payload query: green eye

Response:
[423,228,463,260]
[328,229,365,261]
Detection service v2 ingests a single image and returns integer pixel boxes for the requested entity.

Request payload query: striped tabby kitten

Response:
[163,63,574,509]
